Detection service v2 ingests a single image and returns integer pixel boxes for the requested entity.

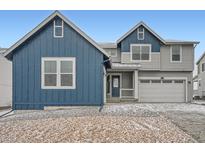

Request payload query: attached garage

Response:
[139,78,186,103]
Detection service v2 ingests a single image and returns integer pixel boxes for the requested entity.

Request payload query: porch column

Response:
[134,70,138,99]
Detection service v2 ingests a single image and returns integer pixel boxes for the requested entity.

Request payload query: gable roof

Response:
[98,42,117,49]
[196,51,205,65]
[165,39,199,45]
[117,21,166,44]
[0,48,7,54]
[4,11,109,58]
[117,21,199,45]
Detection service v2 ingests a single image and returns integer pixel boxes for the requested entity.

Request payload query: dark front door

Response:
[112,75,120,97]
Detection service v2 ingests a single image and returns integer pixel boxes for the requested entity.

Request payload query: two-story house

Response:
[101,22,199,103]
[193,52,205,99]
[3,11,199,110]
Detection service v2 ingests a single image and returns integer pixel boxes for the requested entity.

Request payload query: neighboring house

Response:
[193,52,205,99]
[99,23,198,103]
[3,11,199,110]
[0,48,12,108]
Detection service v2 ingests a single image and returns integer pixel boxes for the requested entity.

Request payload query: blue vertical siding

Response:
[12,17,104,110]
[120,25,162,52]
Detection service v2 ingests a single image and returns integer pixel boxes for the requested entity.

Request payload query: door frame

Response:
[110,73,122,98]
[138,76,188,102]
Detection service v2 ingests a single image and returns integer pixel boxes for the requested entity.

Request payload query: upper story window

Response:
[131,44,151,61]
[171,45,182,62]
[53,19,64,38]
[106,49,117,57]
[137,27,144,40]
[41,57,76,89]
[202,63,205,72]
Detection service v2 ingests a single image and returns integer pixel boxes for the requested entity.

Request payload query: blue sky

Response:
[0,10,205,61]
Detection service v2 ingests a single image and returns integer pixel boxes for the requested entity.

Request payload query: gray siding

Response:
[139,71,193,102]
[116,24,194,72]
[195,56,205,97]
[0,54,12,107]
[103,48,121,62]
[197,73,205,97]
[120,45,194,71]
[197,55,205,74]
[121,52,160,70]
[160,45,194,71]
[12,17,104,110]
[196,57,205,97]
[120,25,162,52]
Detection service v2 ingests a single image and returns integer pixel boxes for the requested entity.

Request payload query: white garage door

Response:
[139,79,185,102]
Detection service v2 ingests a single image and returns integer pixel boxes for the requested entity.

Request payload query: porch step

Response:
[107,98,138,103]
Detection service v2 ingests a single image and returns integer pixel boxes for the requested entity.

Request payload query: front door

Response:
[112,75,120,97]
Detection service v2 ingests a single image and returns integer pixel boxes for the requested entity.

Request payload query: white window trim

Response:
[41,57,76,89]
[53,20,64,38]
[170,45,182,63]
[137,28,144,40]
[130,44,151,62]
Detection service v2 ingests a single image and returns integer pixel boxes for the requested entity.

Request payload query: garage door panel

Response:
[139,80,185,102]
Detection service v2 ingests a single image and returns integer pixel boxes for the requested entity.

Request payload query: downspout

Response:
[99,58,111,112]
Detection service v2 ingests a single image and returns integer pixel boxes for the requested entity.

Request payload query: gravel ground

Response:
[0,103,200,143]
[0,115,194,143]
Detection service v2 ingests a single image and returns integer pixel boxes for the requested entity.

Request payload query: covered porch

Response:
[104,63,140,103]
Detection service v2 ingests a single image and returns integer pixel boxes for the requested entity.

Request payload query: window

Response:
[131,44,151,61]
[202,63,205,72]
[171,45,182,62]
[137,27,144,40]
[162,80,172,83]
[44,61,57,87]
[151,80,161,83]
[174,80,184,84]
[53,19,64,38]
[140,80,150,83]
[42,57,76,89]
